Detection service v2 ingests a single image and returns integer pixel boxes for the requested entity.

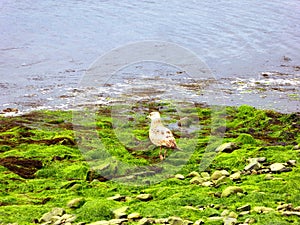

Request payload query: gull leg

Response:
[164,148,167,159]
[159,146,164,160]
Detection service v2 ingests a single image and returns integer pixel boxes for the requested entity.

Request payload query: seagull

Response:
[147,111,179,160]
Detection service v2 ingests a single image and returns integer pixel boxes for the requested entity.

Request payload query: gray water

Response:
[1,0,300,113]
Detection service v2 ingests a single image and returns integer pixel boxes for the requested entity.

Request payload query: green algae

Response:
[0,104,299,224]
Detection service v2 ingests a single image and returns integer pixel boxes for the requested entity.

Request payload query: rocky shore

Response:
[0,104,299,224]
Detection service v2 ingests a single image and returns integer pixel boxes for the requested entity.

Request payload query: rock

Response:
[277,203,293,211]
[168,216,184,225]
[113,206,129,219]
[214,176,228,186]
[154,218,168,224]
[109,218,128,225]
[183,220,193,225]
[253,206,274,214]
[194,219,205,225]
[190,177,205,185]
[215,142,237,153]
[287,160,297,166]
[282,211,300,217]
[211,171,223,180]
[235,133,256,144]
[244,218,256,224]
[138,218,154,225]
[237,204,251,212]
[67,197,85,209]
[107,194,126,201]
[293,144,300,150]
[40,208,65,222]
[294,206,300,211]
[270,163,288,172]
[201,181,213,187]
[221,186,243,197]
[187,171,200,177]
[244,160,261,171]
[136,194,153,201]
[175,174,185,180]
[53,214,76,225]
[128,213,142,221]
[221,209,230,217]
[223,217,237,225]
[265,174,274,180]
[87,221,109,225]
[177,117,192,127]
[228,211,238,218]
[239,211,250,216]
[207,216,223,221]
[200,172,210,179]
[230,171,241,181]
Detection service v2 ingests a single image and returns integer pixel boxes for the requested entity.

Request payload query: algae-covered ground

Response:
[0,104,299,225]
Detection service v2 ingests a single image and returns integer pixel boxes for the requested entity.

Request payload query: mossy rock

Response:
[235,133,256,145]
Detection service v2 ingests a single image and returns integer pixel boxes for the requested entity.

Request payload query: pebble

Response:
[40,208,65,222]
[221,186,244,197]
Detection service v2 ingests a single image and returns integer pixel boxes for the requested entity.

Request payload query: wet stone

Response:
[215,142,237,153]
[211,171,223,180]
[230,171,241,181]
[187,171,200,177]
[168,216,184,225]
[174,174,185,180]
[107,194,126,201]
[270,163,290,172]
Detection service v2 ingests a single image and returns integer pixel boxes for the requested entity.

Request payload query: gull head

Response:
[147,111,161,120]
